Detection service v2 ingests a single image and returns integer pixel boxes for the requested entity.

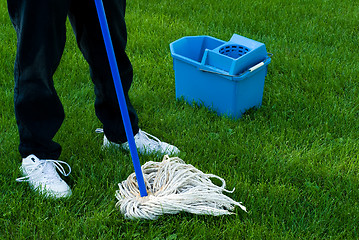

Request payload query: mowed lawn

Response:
[0,0,358,239]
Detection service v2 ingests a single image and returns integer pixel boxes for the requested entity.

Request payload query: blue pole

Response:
[94,0,148,197]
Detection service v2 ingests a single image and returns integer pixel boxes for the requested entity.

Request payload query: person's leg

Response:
[8,0,70,159]
[8,0,72,198]
[68,0,139,144]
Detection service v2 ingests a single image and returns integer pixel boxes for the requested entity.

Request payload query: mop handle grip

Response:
[94,0,148,197]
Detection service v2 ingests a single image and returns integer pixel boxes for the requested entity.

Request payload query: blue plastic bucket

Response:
[170,34,271,119]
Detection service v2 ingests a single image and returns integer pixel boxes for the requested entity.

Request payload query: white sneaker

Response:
[16,154,72,198]
[97,128,180,155]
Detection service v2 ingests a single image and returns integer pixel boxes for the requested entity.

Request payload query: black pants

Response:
[7,0,139,159]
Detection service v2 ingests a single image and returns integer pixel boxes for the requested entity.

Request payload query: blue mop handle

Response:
[94,0,148,197]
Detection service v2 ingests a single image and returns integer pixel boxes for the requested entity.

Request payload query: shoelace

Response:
[137,130,164,148]
[96,128,165,147]
[16,159,71,182]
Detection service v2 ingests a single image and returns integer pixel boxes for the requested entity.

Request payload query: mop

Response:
[94,0,246,220]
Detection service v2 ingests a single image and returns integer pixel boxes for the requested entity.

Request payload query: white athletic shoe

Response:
[16,154,72,198]
[97,128,180,155]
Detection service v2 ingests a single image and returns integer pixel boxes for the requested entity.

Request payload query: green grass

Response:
[1,0,358,239]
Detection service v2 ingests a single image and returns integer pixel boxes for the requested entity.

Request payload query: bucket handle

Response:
[199,53,272,78]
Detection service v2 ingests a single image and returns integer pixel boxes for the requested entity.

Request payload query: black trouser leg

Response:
[8,0,70,159]
[68,0,139,144]
[8,0,139,160]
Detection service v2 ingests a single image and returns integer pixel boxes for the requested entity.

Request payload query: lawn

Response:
[0,0,358,239]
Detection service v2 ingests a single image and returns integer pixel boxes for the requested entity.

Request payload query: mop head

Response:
[115,155,247,220]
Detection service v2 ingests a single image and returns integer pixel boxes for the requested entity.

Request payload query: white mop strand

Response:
[115,155,247,220]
